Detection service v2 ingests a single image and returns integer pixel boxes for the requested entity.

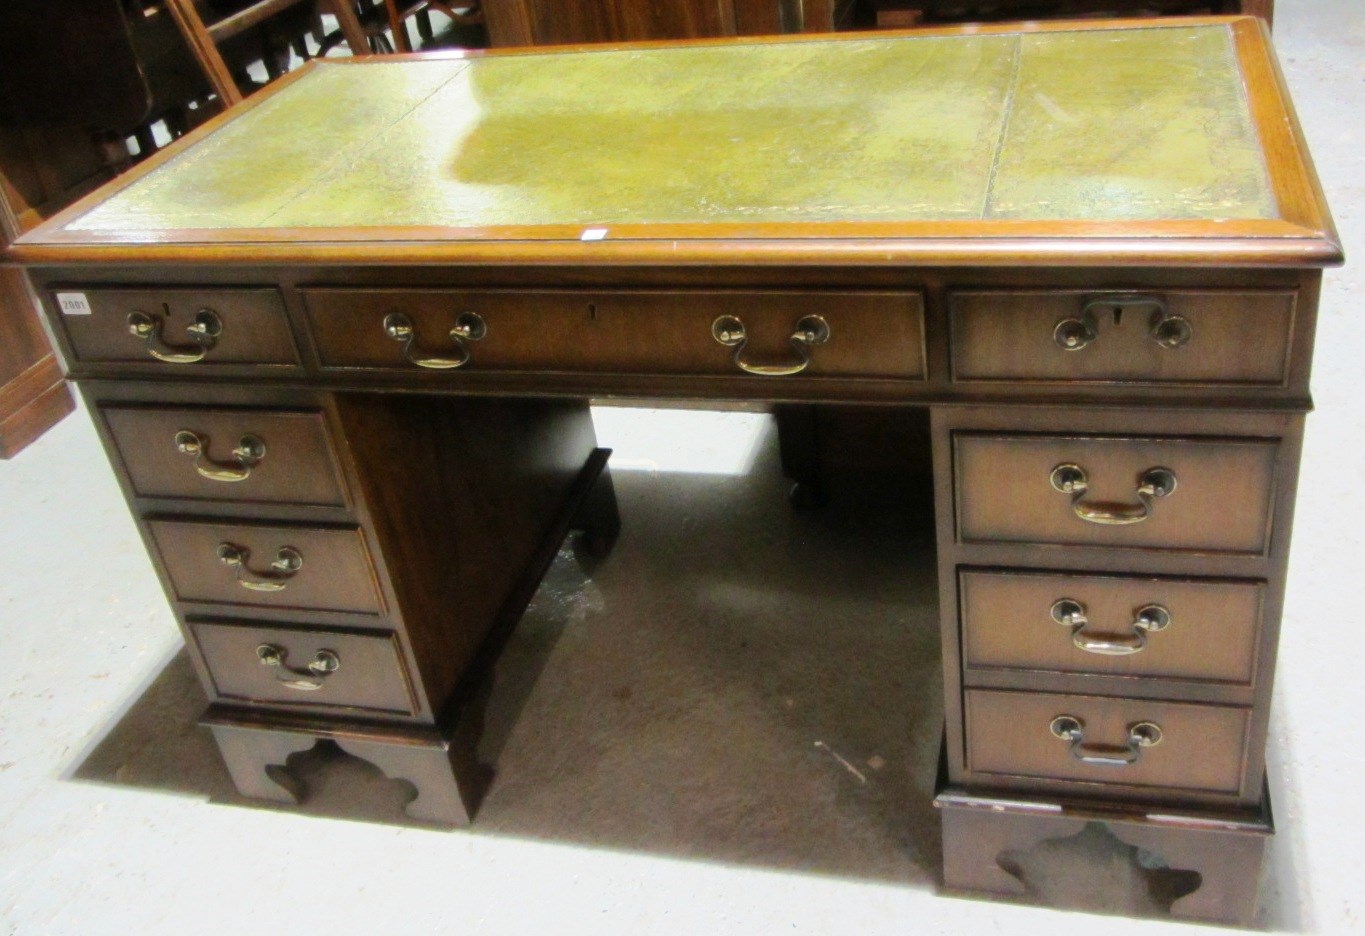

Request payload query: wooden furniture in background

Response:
[482,0,854,45]
[0,193,73,458]
[163,0,370,105]
[8,17,1338,924]
[0,0,170,457]
[383,0,485,52]
[868,0,1273,29]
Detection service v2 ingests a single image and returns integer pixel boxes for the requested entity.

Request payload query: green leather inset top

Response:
[68,23,1275,233]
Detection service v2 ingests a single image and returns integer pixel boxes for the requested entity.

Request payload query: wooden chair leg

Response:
[383,0,413,51]
[163,0,244,105]
[322,0,373,55]
[133,126,158,158]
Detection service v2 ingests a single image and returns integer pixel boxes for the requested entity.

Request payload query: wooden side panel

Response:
[332,394,598,718]
[0,204,72,458]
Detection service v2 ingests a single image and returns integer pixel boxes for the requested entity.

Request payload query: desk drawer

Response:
[53,287,298,367]
[302,289,925,380]
[960,570,1263,685]
[965,689,1249,794]
[102,407,347,508]
[191,621,415,714]
[949,289,1295,385]
[954,433,1279,554]
[147,520,383,615]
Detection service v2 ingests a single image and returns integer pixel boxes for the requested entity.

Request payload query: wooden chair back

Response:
[163,0,369,105]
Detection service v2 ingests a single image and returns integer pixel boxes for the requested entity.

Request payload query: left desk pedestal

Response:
[82,382,618,825]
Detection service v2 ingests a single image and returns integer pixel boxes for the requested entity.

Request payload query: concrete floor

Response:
[3,2,1364,932]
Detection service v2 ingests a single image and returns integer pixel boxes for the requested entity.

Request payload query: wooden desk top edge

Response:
[7,16,1342,270]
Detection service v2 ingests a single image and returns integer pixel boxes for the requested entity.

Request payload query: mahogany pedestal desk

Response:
[8,17,1340,925]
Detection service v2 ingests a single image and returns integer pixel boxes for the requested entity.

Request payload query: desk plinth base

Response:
[204,710,486,825]
[935,782,1273,926]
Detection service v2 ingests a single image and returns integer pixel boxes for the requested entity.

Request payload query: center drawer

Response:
[301,289,926,380]
[953,432,1280,555]
[147,520,384,615]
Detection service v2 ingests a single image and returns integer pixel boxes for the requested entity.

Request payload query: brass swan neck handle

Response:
[1050,598,1171,656]
[174,430,264,482]
[256,644,339,691]
[382,311,486,369]
[711,314,830,376]
[1049,715,1162,766]
[127,307,222,363]
[216,542,302,592]
[1050,463,1177,526]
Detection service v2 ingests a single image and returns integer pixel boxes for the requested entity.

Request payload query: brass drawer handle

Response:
[1049,463,1177,525]
[127,308,222,363]
[174,430,265,482]
[256,643,339,691]
[711,314,830,376]
[1050,598,1171,656]
[382,311,486,369]
[216,542,302,592]
[1053,296,1191,351]
[1049,715,1162,766]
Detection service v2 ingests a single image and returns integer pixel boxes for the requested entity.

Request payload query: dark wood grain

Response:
[0,186,73,459]
[331,394,599,716]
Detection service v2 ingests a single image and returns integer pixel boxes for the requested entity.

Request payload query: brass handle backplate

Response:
[1049,463,1177,525]
[1050,598,1171,655]
[256,643,339,691]
[1053,295,1191,352]
[216,542,302,592]
[383,311,486,369]
[1049,715,1162,766]
[127,308,222,363]
[711,314,830,376]
[174,430,265,482]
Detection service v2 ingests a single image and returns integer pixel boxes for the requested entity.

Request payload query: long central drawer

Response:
[301,289,926,380]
